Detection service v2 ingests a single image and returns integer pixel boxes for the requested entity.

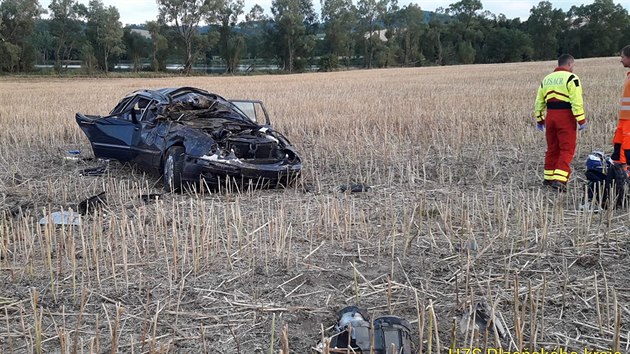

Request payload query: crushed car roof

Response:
[123,87,224,105]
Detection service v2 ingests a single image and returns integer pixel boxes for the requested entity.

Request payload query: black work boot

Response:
[550,181,567,193]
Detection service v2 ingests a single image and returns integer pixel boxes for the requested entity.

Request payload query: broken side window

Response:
[110,97,132,115]
[120,97,152,122]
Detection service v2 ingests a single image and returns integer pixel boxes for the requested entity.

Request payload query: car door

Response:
[76,96,146,162]
[131,100,164,171]
[229,100,271,125]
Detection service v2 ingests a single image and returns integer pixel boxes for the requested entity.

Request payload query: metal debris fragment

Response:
[338,183,371,193]
[79,160,109,176]
[39,211,82,226]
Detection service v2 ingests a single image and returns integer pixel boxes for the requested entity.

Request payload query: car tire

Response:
[163,146,185,193]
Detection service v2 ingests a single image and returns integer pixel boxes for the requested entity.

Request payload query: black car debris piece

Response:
[76,87,302,192]
[77,192,107,215]
[338,183,371,193]
[79,160,109,177]
[139,193,162,204]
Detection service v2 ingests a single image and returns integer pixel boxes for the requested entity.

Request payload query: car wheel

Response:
[163,146,185,193]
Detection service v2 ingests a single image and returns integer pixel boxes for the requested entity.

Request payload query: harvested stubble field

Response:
[0,57,629,354]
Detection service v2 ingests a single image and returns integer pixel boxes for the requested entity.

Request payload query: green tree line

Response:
[1,0,629,74]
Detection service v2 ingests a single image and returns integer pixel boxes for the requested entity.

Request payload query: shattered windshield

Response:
[169,92,254,124]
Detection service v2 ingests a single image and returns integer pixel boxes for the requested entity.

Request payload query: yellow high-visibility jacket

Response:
[534,68,586,124]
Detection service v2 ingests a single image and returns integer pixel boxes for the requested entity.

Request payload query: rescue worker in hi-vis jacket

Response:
[611,45,630,172]
[534,54,587,192]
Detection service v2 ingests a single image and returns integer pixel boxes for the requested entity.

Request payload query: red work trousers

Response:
[544,109,577,183]
[611,119,630,164]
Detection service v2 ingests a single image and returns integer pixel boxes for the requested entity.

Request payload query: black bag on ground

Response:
[585,152,629,209]
[328,306,412,354]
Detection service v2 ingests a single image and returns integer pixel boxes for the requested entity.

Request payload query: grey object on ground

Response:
[39,211,81,226]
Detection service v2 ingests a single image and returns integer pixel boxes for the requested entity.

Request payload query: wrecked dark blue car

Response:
[76,87,302,192]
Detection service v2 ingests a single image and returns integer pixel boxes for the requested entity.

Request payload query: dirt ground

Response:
[2,149,629,353]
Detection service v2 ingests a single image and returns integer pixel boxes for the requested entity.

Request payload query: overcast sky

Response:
[38,0,602,26]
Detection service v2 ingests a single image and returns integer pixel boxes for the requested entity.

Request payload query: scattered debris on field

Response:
[39,211,81,226]
[77,192,107,215]
[139,193,162,203]
[79,159,109,176]
[314,306,412,353]
[338,183,371,193]
[457,298,506,339]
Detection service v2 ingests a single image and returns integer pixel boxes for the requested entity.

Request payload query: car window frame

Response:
[140,99,159,123]
[133,97,152,122]
[115,97,153,123]
[229,100,270,125]
[169,91,257,124]
[110,97,133,115]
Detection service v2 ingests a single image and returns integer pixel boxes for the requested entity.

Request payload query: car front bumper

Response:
[182,155,302,187]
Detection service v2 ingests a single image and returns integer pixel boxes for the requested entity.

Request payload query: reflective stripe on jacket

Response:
[620,71,630,120]
[534,68,586,124]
